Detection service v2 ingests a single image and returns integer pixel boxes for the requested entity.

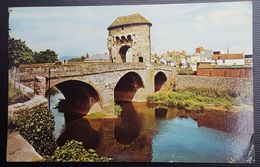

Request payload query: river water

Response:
[49,92,254,163]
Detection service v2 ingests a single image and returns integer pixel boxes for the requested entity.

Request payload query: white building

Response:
[212,53,244,66]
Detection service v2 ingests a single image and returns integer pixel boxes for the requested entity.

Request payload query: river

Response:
[48,92,254,163]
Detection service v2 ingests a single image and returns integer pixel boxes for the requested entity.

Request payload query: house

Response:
[212,52,244,66]
[244,54,253,66]
[197,63,252,78]
[160,57,174,66]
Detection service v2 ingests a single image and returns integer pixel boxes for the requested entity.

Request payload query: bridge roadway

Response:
[17,62,176,116]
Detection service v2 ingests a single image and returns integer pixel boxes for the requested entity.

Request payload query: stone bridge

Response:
[16,62,176,115]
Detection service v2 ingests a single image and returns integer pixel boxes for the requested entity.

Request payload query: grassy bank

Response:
[147,90,234,112]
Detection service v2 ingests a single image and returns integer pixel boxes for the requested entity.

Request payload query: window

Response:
[139,57,143,62]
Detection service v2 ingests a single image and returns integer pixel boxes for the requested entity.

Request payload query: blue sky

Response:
[9,1,252,59]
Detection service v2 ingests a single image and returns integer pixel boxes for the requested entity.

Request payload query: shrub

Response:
[147,90,232,112]
[44,140,112,162]
[14,106,57,156]
[114,104,123,116]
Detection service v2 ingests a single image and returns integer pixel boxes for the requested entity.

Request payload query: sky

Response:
[9,1,252,59]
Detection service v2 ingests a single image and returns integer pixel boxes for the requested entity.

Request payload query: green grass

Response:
[87,112,108,119]
[147,90,233,111]
[114,104,123,116]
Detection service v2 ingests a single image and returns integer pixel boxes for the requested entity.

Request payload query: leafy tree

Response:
[34,49,58,63]
[81,56,86,61]
[68,57,83,62]
[8,37,34,68]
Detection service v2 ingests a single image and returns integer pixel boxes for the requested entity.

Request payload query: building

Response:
[84,53,110,63]
[195,47,204,54]
[212,52,244,66]
[204,49,213,59]
[188,47,213,71]
[197,64,252,78]
[244,54,253,66]
[107,13,152,64]
[159,50,187,67]
[160,57,174,66]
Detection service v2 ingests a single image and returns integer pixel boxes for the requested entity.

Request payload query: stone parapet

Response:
[8,96,48,126]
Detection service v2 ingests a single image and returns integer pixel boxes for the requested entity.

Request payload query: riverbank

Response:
[147,90,235,112]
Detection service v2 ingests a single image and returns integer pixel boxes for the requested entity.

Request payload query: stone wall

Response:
[176,75,253,97]
[8,96,48,126]
[7,132,43,162]
[108,24,151,63]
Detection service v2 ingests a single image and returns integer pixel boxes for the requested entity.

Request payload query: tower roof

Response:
[108,13,152,30]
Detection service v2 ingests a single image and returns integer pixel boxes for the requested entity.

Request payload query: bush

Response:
[147,90,232,112]
[44,140,112,162]
[14,106,57,156]
[114,104,123,116]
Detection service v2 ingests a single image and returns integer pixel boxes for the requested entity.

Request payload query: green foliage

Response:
[147,90,233,111]
[87,112,109,119]
[114,104,123,116]
[9,37,59,68]
[34,49,58,63]
[9,37,35,68]
[68,57,83,62]
[14,106,57,156]
[181,87,235,100]
[44,140,112,162]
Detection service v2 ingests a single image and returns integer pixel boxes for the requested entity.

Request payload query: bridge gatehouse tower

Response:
[107,13,152,63]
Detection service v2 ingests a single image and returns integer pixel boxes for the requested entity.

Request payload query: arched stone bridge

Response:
[18,62,175,115]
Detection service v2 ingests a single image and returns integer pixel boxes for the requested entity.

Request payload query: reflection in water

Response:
[114,102,141,145]
[57,117,100,149]
[49,92,253,162]
[155,107,168,119]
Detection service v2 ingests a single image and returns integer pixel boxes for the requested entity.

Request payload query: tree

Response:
[8,37,34,68]
[68,57,82,62]
[81,56,85,61]
[34,49,58,63]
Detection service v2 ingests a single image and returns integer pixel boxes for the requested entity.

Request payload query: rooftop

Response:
[212,53,243,60]
[89,54,109,60]
[108,13,152,30]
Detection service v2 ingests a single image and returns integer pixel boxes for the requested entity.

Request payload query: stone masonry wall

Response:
[108,24,151,63]
[8,96,48,126]
[176,75,253,93]
[176,75,253,104]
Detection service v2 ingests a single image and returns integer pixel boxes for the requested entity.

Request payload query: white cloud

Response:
[9,1,252,57]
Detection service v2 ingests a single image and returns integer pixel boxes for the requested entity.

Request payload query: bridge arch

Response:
[48,79,103,116]
[114,71,145,102]
[154,71,167,92]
